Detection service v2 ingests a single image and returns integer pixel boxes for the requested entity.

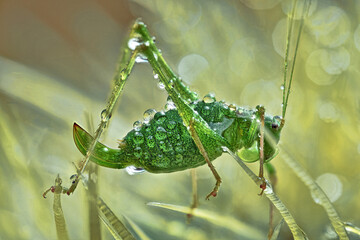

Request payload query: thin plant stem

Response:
[224,147,308,240]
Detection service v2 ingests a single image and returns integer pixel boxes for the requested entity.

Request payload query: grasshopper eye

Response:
[271,123,279,129]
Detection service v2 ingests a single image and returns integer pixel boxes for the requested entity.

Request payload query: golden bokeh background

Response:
[0,0,359,239]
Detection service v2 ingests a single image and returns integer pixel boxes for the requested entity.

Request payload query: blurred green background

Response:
[0,0,359,239]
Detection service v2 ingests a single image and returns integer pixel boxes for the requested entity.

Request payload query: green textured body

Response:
[74,99,281,173]
[72,20,283,175]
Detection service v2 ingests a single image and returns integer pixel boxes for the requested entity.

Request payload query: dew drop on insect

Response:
[165,102,176,111]
[133,121,143,131]
[165,96,176,111]
[146,136,155,148]
[143,109,157,123]
[125,166,145,175]
[175,143,184,153]
[158,82,165,90]
[203,93,216,103]
[229,104,236,112]
[133,132,144,145]
[166,120,177,130]
[128,38,141,50]
[155,127,167,140]
[133,146,142,158]
[175,154,183,162]
[135,54,148,63]
[202,106,210,116]
[153,52,158,61]
[154,112,166,124]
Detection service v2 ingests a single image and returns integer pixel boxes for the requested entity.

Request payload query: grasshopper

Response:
[71,0,309,200]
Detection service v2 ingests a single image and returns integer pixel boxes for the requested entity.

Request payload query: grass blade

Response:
[224,147,308,240]
[97,197,136,240]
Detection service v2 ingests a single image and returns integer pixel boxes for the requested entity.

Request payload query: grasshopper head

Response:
[263,115,283,162]
[237,115,283,163]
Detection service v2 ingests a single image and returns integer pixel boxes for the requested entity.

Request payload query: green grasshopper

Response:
[71,0,308,199]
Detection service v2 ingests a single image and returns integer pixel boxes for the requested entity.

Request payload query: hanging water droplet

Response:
[280,84,285,90]
[143,109,156,123]
[101,109,111,122]
[153,73,159,80]
[152,36,156,42]
[135,53,148,63]
[158,82,165,90]
[125,166,145,175]
[128,38,142,50]
[133,121,143,131]
[203,93,216,103]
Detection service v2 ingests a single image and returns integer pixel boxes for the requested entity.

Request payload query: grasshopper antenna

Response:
[281,0,311,128]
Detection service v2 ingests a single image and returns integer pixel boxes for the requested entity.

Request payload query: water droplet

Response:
[154,112,166,124]
[133,132,144,145]
[154,73,159,79]
[280,85,285,90]
[229,104,236,112]
[158,82,165,90]
[133,121,143,131]
[203,93,216,103]
[202,106,211,116]
[166,121,177,130]
[101,109,110,122]
[175,144,184,153]
[175,154,183,162]
[128,38,142,50]
[135,54,148,63]
[146,136,155,148]
[155,127,167,140]
[165,102,176,111]
[153,52,158,61]
[125,166,145,175]
[144,41,150,47]
[143,109,157,123]
[133,146,142,158]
